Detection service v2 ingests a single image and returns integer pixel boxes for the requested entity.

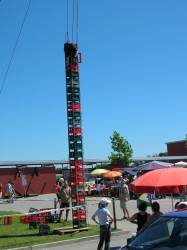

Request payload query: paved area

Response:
[0,193,180,249]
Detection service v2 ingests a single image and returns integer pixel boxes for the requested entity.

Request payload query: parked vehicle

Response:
[122,210,187,250]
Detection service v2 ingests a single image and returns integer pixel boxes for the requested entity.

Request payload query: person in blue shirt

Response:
[91,198,114,250]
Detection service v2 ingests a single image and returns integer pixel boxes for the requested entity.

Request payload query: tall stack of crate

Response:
[64,42,86,228]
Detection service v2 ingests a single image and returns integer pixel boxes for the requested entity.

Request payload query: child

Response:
[91,198,114,250]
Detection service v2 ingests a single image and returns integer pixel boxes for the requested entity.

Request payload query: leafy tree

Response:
[148,152,168,157]
[108,131,133,166]
[158,152,168,157]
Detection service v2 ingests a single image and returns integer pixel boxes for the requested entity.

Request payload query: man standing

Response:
[91,198,114,250]
[119,179,130,220]
[59,180,71,222]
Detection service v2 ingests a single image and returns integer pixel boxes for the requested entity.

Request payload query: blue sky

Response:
[0,0,186,161]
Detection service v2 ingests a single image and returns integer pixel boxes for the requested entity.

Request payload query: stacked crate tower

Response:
[64,42,86,228]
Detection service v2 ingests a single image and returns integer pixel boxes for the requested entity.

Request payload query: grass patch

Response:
[0,211,118,250]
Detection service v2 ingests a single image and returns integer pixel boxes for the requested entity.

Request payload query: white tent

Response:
[174,161,187,167]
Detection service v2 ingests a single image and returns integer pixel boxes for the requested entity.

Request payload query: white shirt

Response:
[94,207,111,226]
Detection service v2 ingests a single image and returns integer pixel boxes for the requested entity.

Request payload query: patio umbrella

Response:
[90,169,109,176]
[134,161,172,172]
[103,170,122,178]
[130,168,187,209]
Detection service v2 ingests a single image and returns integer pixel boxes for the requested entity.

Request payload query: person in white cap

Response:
[91,198,114,250]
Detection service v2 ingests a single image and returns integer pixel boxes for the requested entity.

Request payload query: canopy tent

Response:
[134,161,172,172]
[112,167,137,176]
[174,161,187,167]
[121,168,137,176]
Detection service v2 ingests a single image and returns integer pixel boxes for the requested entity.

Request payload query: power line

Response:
[0,0,32,95]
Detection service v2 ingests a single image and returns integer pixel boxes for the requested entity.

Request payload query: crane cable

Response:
[76,0,78,44]
[0,0,32,95]
[66,0,78,44]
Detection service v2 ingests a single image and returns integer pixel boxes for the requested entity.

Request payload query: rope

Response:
[0,0,32,95]
[66,0,69,42]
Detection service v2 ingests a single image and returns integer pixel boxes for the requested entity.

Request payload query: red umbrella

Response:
[130,167,187,195]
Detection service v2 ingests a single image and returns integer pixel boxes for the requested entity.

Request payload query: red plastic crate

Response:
[67,103,81,112]
[70,166,84,172]
[20,216,33,224]
[70,170,84,177]
[70,63,79,72]
[70,160,83,166]
[68,128,82,136]
[72,196,85,204]
[70,176,84,184]
[70,180,84,186]
[39,208,52,216]
[32,216,46,224]
[72,212,86,220]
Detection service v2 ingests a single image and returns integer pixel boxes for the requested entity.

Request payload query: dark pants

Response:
[97,224,111,250]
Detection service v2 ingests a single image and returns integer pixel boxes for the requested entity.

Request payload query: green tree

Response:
[108,131,133,166]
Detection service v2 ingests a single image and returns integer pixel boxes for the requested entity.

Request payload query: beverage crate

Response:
[68,118,81,127]
[66,79,79,87]
[20,216,33,224]
[71,186,85,196]
[73,219,87,228]
[72,197,86,207]
[72,75,79,82]
[69,151,83,159]
[69,136,82,143]
[70,180,84,186]
[67,94,79,102]
[67,103,81,112]
[69,63,79,72]
[32,216,46,224]
[69,156,83,162]
[68,111,81,118]
[72,195,85,203]
[45,215,55,223]
[70,176,84,185]
[70,166,84,173]
[70,160,84,168]
[66,71,79,78]
[39,224,50,235]
[72,211,86,220]
[69,143,82,150]
[29,221,40,229]
[39,208,52,216]
[70,169,84,177]
[72,205,86,212]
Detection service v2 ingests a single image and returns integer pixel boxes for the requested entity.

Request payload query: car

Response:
[122,210,187,250]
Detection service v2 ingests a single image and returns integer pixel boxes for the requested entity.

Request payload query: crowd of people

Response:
[3,171,186,250]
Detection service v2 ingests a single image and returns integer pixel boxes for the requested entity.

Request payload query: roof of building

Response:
[165,140,186,144]
[0,156,187,167]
